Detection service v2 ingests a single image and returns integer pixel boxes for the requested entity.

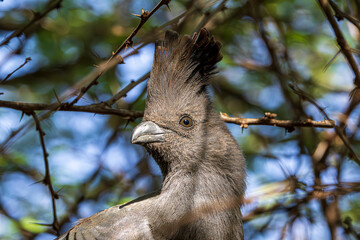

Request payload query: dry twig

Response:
[30,112,60,236]
[220,112,335,131]
[0,100,143,119]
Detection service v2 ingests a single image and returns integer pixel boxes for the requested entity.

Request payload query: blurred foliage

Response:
[1,0,360,239]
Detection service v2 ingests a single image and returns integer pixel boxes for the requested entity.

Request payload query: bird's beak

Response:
[131,121,168,144]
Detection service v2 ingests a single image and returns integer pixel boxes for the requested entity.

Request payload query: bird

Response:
[56,28,246,240]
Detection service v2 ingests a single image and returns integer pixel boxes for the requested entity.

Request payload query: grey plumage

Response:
[56,28,246,240]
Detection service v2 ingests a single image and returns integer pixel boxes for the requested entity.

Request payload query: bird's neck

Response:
[161,158,244,204]
[154,160,244,239]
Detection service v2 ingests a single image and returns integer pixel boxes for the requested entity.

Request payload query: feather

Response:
[149,28,222,97]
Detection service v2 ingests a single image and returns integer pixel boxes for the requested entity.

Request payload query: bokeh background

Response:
[1,0,360,239]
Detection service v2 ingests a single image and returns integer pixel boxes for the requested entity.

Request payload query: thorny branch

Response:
[68,0,171,106]
[0,100,337,130]
[0,0,63,47]
[0,0,184,154]
[0,100,143,119]
[30,112,60,236]
[1,1,360,238]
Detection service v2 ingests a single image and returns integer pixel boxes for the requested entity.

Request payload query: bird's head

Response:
[131,28,223,175]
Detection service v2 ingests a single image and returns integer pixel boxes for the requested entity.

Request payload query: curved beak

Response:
[131,121,168,144]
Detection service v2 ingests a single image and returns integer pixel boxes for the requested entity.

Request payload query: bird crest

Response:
[148,28,222,98]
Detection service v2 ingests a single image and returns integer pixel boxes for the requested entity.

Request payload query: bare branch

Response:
[30,112,60,236]
[220,112,335,131]
[0,0,63,47]
[0,100,143,119]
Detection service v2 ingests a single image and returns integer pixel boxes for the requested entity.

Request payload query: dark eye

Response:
[179,116,194,128]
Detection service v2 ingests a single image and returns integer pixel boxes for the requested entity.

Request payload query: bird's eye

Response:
[179,116,194,128]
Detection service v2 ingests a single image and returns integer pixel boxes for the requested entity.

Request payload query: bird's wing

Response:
[56,192,159,240]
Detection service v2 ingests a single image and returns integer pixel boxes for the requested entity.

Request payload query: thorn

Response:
[31,179,44,185]
[165,3,171,11]
[34,222,53,227]
[124,119,130,129]
[116,55,124,64]
[323,50,340,72]
[141,10,149,18]
[53,89,61,105]
[20,112,25,122]
[55,187,64,195]
[125,40,133,50]
[220,112,229,117]
[42,178,49,185]
[54,192,59,199]
[163,0,171,7]
[131,13,142,18]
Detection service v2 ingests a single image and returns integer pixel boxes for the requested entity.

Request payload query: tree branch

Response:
[0,100,143,119]
[30,112,60,236]
[220,112,335,131]
[329,0,360,31]
[0,0,63,47]
[1,100,340,131]
[317,0,360,88]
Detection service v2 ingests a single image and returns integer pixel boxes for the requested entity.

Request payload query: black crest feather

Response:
[149,28,222,97]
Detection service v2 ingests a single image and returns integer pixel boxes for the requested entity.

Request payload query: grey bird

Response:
[56,28,246,240]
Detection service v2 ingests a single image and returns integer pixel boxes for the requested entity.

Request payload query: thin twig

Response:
[0,100,339,131]
[30,112,60,236]
[104,72,150,106]
[0,0,63,47]
[1,57,32,83]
